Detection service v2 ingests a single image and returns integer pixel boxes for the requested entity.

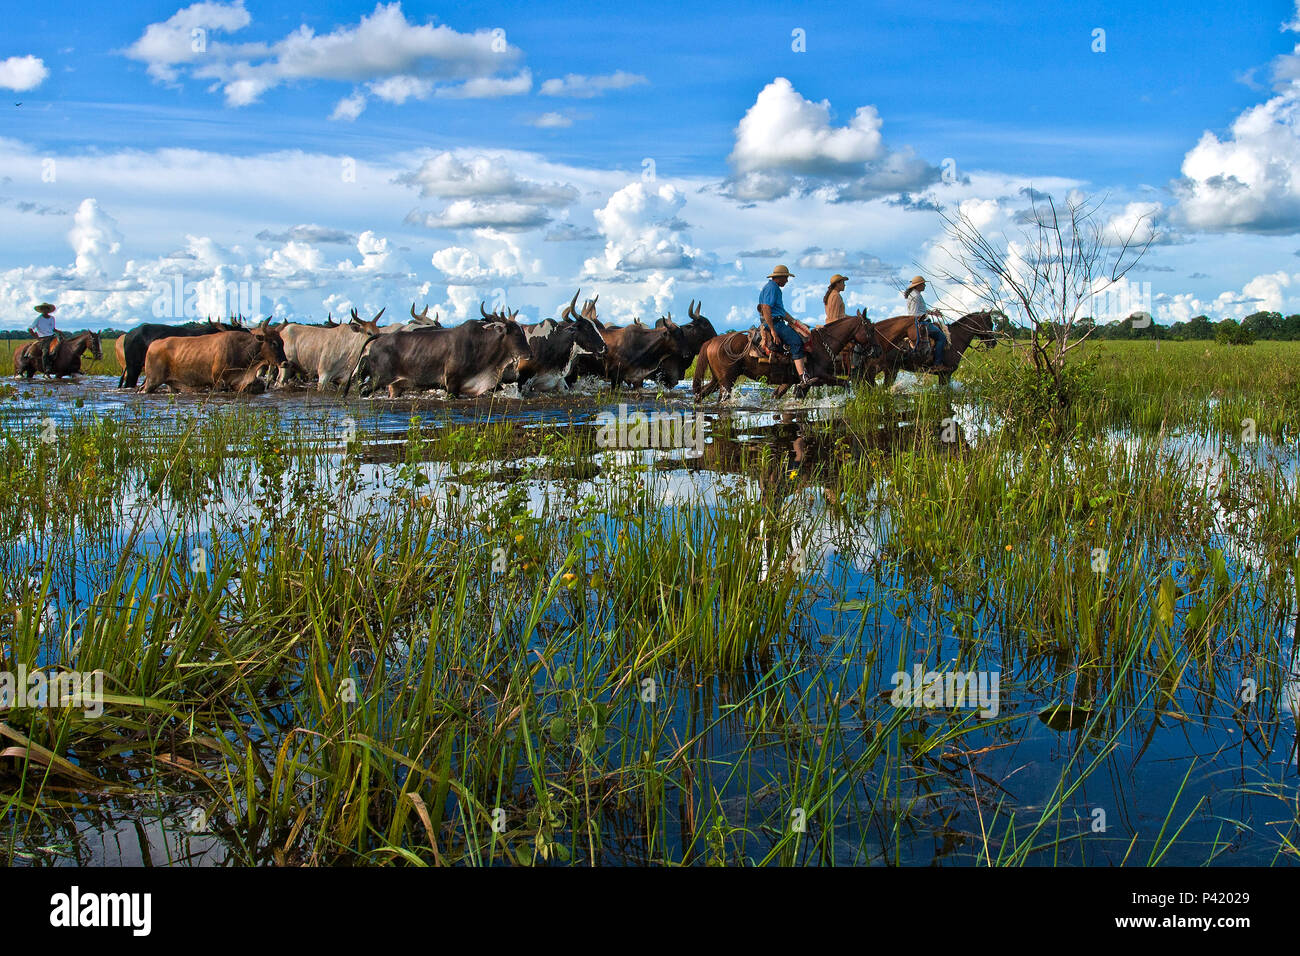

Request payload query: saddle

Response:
[746,327,780,360]
[748,326,803,363]
[909,322,936,366]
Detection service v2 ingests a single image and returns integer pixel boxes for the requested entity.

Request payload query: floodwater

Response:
[2,374,1297,866]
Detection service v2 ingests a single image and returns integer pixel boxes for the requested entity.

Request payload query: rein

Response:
[811,314,868,364]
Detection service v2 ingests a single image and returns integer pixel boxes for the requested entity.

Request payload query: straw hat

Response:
[768,264,795,279]
[905,276,926,293]
[829,274,849,286]
[33,302,56,315]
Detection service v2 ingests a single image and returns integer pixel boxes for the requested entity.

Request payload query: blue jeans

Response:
[771,319,805,359]
[926,323,946,365]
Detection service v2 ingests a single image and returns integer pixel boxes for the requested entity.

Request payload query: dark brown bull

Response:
[14,330,103,379]
[141,320,288,394]
[550,289,684,389]
[651,300,717,387]
[693,311,881,403]
[343,317,532,398]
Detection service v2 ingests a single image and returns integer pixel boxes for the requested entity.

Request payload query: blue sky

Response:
[2,0,1299,329]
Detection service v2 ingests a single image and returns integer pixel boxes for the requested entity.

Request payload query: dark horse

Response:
[13,330,103,379]
[849,311,997,386]
[693,310,881,403]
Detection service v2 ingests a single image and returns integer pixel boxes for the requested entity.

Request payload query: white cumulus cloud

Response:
[584,182,707,277]
[1174,11,1300,233]
[125,2,526,112]
[0,55,50,91]
[725,78,936,202]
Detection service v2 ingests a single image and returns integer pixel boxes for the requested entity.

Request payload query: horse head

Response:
[850,310,882,358]
[958,311,998,350]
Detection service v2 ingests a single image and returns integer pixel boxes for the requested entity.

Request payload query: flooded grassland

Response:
[0,339,1297,866]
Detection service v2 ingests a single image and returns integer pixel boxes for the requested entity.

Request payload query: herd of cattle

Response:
[16,290,721,399]
[15,291,994,401]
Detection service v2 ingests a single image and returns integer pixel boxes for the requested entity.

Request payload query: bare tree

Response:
[931,192,1154,397]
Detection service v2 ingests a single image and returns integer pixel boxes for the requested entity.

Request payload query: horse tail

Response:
[341,334,380,398]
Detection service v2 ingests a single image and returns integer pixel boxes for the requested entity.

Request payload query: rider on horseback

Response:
[28,302,64,375]
[904,276,946,368]
[759,265,813,388]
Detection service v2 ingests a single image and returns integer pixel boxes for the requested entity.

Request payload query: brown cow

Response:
[141,320,288,394]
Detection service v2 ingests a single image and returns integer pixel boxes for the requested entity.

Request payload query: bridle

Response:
[814,313,876,366]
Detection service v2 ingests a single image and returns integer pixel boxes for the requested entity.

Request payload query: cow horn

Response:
[688,299,698,320]
[564,289,580,321]
[325,311,336,326]
[372,307,385,323]
[411,302,420,320]
[350,307,360,322]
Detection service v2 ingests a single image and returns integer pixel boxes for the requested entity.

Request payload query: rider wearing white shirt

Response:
[28,302,63,374]
[31,311,56,337]
[903,277,946,367]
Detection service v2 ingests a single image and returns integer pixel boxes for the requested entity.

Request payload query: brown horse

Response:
[693,310,881,403]
[851,311,997,386]
[13,330,103,380]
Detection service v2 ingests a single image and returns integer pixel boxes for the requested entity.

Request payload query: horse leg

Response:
[718,369,738,405]
[694,371,719,404]
[773,383,790,400]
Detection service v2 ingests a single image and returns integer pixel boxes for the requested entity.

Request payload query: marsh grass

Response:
[0,342,1297,865]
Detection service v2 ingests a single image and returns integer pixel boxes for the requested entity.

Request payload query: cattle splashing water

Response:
[141,318,289,394]
[343,316,532,398]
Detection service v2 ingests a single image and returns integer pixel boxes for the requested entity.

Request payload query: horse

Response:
[693,310,881,404]
[13,330,103,380]
[851,311,997,386]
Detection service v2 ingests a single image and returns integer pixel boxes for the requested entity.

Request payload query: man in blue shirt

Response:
[758,264,812,385]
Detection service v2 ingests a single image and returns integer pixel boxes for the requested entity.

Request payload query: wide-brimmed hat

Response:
[905,276,926,292]
[829,274,849,286]
[33,302,56,315]
[768,264,795,279]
